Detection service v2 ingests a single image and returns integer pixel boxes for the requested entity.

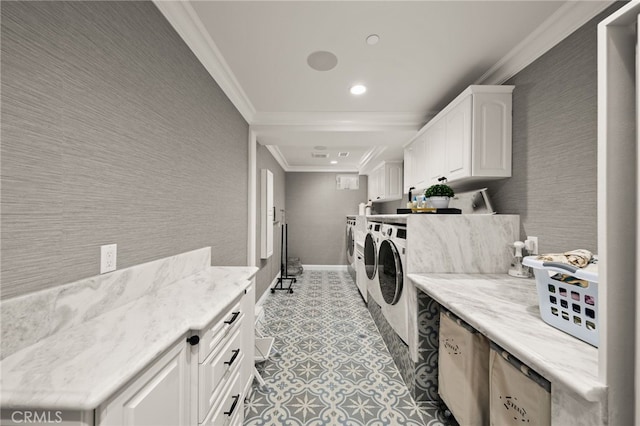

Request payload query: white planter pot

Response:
[428,196,450,209]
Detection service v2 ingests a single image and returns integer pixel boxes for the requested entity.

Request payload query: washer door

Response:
[364,233,377,280]
[378,240,403,305]
[347,227,355,263]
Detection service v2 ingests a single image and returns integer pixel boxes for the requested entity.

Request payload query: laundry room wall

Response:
[485,2,624,254]
[285,173,368,265]
[1,2,249,300]
[255,145,286,300]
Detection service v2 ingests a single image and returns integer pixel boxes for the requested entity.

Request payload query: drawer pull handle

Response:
[224,394,240,417]
[224,311,240,325]
[224,349,240,366]
[186,335,199,346]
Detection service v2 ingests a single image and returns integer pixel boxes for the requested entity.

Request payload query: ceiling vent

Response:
[311,152,329,159]
[338,152,350,157]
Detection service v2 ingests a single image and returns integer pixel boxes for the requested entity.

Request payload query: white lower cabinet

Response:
[201,373,244,426]
[97,282,255,426]
[96,340,191,426]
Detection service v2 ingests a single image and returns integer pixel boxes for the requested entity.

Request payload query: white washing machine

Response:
[346,216,356,283]
[354,241,367,302]
[377,223,410,345]
[364,222,382,304]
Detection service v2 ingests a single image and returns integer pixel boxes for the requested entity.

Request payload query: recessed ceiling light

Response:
[350,84,367,95]
[330,160,338,164]
[366,34,380,45]
[307,51,338,71]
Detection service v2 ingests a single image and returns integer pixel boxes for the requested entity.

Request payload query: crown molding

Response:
[253,111,427,127]
[477,0,615,85]
[284,166,361,173]
[359,146,388,175]
[265,145,362,173]
[264,145,290,171]
[153,0,256,122]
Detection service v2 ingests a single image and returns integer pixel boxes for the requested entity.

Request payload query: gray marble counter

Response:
[0,252,257,410]
[409,273,604,403]
[365,214,409,224]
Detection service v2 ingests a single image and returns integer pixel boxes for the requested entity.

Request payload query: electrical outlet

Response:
[100,244,117,274]
[525,236,538,255]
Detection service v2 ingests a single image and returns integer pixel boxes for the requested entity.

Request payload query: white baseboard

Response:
[256,271,281,307]
[302,265,348,271]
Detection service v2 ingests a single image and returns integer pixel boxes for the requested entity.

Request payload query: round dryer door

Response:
[378,240,403,305]
[364,233,377,280]
[347,228,355,258]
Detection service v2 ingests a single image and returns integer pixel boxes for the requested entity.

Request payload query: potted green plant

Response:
[424,184,455,208]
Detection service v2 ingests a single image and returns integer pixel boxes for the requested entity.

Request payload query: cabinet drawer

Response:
[199,301,244,363]
[200,371,243,426]
[198,327,244,422]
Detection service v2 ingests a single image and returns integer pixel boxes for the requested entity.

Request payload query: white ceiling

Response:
[155,0,613,173]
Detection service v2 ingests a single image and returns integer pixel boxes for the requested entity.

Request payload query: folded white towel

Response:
[537,249,593,268]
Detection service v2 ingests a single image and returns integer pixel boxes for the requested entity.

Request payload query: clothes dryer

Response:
[377,223,410,344]
[346,216,356,283]
[364,222,383,304]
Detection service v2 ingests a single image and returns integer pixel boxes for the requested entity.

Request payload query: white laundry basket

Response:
[523,256,599,347]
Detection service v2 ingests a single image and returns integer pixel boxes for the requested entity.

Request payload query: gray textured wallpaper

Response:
[485,3,624,254]
[285,173,368,265]
[1,2,249,299]
[255,145,286,300]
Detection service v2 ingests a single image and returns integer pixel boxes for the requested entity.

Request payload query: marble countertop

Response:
[366,214,410,224]
[0,266,257,410]
[409,273,605,402]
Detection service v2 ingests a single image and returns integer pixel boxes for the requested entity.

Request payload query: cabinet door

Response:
[445,95,472,181]
[376,167,385,200]
[385,162,403,200]
[97,339,190,426]
[425,119,446,186]
[403,144,414,193]
[471,93,512,178]
[413,134,428,190]
[240,281,255,398]
[367,170,377,201]
[368,167,383,201]
[260,169,274,259]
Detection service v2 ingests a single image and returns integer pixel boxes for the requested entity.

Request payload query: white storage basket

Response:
[523,256,598,347]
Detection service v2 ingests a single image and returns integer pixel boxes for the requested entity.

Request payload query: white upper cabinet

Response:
[470,92,513,178]
[368,161,403,202]
[425,118,446,184]
[444,95,472,181]
[404,85,513,191]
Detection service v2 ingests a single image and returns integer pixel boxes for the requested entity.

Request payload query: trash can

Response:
[490,343,551,426]
[438,309,490,425]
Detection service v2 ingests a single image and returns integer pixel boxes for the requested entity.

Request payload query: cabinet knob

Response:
[186,335,200,346]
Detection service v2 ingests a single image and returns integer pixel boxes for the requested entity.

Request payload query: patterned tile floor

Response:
[244,269,445,425]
